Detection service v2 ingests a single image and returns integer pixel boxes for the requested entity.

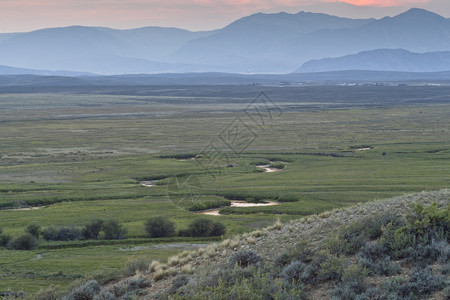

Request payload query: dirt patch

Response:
[6,206,43,211]
[200,200,279,216]
[256,165,282,173]
[140,180,159,187]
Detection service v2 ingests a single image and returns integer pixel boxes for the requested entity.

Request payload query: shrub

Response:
[281,261,307,284]
[192,268,304,300]
[229,250,263,268]
[169,275,189,294]
[86,267,121,286]
[380,203,449,258]
[341,263,369,285]
[269,162,285,169]
[82,219,104,240]
[122,276,151,292]
[318,255,347,281]
[42,226,59,241]
[403,242,444,267]
[274,252,291,268]
[25,222,41,239]
[210,221,226,236]
[383,268,446,299]
[187,218,213,237]
[42,226,81,241]
[332,264,368,300]
[58,226,82,241]
[357,242,401,276]
[63,280,101,300]
[0,233,12,248]
[361,212,402,240]
[354,287,384,300]
[177,228,190,237]
[328,222,366,255]
[93,289,115,300]
[144,217,175,238]
[122,257,152,277]
[34,285,61,300]
[401,267,446,297]
[102,220,127,240]
[10,233,37,250]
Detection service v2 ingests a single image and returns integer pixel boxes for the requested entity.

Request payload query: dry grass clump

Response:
[168,255,180,266]
[205,244,219,258]
[149,261,163,273]
[182,264,194,274]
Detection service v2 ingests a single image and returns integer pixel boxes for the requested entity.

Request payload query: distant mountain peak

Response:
[393,7,445,20]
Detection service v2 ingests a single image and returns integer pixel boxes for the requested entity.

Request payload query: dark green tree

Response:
[144,217,175,238]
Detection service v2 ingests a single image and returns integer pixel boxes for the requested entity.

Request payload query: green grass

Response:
[0,87,449,297]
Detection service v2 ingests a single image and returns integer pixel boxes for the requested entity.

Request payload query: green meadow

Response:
[0,86,449,296]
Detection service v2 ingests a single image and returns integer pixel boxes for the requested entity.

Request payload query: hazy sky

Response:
[0,0,448,33]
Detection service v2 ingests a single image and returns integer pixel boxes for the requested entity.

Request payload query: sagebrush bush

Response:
[93,289,115,300]
[274,252,291,268]
[95,276,150,299]
[318,255,347,281]
[281,261,317,285]
[354,287,384,300]
[332,282,365,300]
[144,217,175,238]
[380,202,449,259]
[122,257,152,277]
[169,275,189,294]
[275,240,314,269]
[86,267,121,286]
[192,267,304,300]
[123,276,152,291]
[328,222,366,255]
[341,264,368,285]
[9,233,37,250]
[34,285,61,300]
[357,242,401,276]
[403,242,443,266]
[362,212,404,240]
[229,250,263,268]
[382,268,446,299]
[63,280,101,300]
[400,267,446,298]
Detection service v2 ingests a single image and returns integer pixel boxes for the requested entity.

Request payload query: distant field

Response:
[0,85,449,297]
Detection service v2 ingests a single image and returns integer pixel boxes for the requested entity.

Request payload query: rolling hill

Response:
[57,191,449,299]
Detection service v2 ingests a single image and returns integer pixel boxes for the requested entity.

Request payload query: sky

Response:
[0,0,448,33]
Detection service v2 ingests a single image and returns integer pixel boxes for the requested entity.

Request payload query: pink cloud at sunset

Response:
[333,0,431,7]
[0,0,447,32]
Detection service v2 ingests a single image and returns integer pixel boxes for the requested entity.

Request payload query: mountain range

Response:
[0,8,449,74]
[297,49,450,73]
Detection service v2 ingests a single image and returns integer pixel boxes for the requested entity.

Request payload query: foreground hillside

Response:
[56,190,449,299]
